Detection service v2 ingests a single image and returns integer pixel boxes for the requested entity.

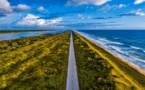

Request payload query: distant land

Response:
[0,30,48,34]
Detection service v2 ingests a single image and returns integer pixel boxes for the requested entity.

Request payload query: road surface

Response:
[66,32,79,90]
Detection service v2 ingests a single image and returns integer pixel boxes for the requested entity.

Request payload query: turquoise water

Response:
[76,30,145,70]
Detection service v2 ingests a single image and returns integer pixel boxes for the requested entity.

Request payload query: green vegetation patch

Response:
[0,35,48,54]
[0,32,70,90]
[73,33,115,90]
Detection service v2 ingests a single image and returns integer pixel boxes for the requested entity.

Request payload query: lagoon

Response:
[0,30,63,40]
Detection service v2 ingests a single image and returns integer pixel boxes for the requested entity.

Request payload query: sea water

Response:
[76,30,145,70]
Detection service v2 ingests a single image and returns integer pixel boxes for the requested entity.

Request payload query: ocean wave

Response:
[130,46,145,53]
[76,30,145,70]
[97,37,109,42]
[110,41,124,45]
[133,56,145,63]
[109,45,125,54]
[130,46,142,50]
[97,37,124,45]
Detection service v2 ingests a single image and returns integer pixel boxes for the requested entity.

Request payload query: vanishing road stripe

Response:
[66,32,79,90]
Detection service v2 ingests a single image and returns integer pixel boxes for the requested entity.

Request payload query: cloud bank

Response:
[134,0,145,4]
[37,6,45,11]
[118,9,145,17]
[66,0,110,6]
[0,0,12,14]
[0,0,31,14]
[12,4,31,12]
[17,14,63,27]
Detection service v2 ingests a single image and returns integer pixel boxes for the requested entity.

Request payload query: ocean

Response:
[76,30,145,70]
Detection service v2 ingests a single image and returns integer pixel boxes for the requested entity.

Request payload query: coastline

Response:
[74,31,145,89]
[74,31,145,75]
[0,30,48,34]
[76,30,145,71]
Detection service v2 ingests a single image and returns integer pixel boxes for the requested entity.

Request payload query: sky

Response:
[0,0,145,30]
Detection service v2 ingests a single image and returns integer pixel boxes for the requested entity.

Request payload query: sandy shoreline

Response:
[74,31,145,89]
[75,31,145,75]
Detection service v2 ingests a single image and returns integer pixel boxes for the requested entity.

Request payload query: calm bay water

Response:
[0,30,63,40]
[76,30,145,70]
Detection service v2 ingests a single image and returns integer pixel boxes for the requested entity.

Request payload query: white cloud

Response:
[98,4,128,12]
[135,11,145,16]
[133,9,145,16]
[0,0,12,14]
[87,16,91,19]
[119,9,145,17]
[119,4,126,8]
[99,4,126,11]
[0,13,22,25]
[37,6,45,11]
[134,0,145,4]
[0,0,31,14]
[99,4,112,11]
[66,0,110,6]
[78,14,84,19]
[12,4,31,11]
[17,14,63,27]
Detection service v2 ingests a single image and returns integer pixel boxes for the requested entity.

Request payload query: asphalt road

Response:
[66,32,79,90]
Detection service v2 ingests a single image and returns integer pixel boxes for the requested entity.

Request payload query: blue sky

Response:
[0,0,145,30]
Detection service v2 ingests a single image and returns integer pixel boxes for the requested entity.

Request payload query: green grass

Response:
[0,32,70,90]
[74,31,145,90]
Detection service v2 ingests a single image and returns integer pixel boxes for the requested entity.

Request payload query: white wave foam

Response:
[133,56,145,63]
[76,30,145,70]
[130,46,145,53]
[97,37,124,45]
[130,46,141,50]
[97,37,109,42]
[110,41,124,45]
[109,45,124,54]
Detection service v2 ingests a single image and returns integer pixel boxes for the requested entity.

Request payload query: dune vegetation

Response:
[74,33,115,90]
[0,32,70,90]
[74,32,145,90]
